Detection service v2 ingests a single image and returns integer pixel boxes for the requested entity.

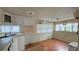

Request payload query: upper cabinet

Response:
[14,15,36,25]
[24,18,36,25]
[0,9,3,24]
[14,15,24,25]
[0,9,15,24]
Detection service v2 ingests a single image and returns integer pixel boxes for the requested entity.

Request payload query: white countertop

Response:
[0,36,13,51]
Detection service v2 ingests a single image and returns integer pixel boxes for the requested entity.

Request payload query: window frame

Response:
[36,24,53,33]
[55,22,78,32]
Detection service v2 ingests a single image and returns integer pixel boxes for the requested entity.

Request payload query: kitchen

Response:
[0,7,79,51]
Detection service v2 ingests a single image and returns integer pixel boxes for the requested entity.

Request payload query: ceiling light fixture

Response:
[27,10,35,15]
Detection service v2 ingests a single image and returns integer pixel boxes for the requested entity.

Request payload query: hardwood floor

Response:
[25,39,69,51]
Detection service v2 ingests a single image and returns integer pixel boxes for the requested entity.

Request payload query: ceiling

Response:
[1,7,77,22]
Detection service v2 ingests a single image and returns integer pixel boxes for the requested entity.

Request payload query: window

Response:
[55,24,60,31]
[0,25,20,33]
[72,22,78,32]
[55,22,78,32]
[65,23,72,32]
[55,24,65,31]
[11,25,20,33]
[1,25,12,33]
[37,24,53,33]
[60,24,65,31]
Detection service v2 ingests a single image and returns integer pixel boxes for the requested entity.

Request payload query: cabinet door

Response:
[0,9,3,24]
[10,37,18,51]
[18,36,25,50]
[14,15,24,25]
[24,18,36,25]
[10,36,25,51]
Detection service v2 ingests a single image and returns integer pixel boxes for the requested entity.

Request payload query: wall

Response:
[54,21,78,42]
[54,31,78,42]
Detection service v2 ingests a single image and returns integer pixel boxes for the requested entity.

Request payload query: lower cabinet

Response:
[10,36,25,51]
[3,43,11,51]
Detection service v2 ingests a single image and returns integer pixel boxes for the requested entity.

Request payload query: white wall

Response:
[54,31,78,42]
[53,20,78,43]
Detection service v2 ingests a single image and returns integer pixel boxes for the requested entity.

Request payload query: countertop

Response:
[0,35,14,51]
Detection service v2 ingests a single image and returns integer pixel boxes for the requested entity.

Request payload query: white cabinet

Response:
[10,36,25,51]
[24,18,36,25]
[24,33,33,45]
[14,15,24,25]
[0,9,3,24]
[14,15,36,26]
[18,36,25,50]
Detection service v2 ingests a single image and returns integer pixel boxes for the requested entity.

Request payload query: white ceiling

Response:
[1,7,77,21]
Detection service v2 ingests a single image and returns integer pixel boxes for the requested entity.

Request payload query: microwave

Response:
[3,12,12,23]
[4,14,11,23]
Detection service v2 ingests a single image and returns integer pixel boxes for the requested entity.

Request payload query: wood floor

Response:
[25,39,69,51]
